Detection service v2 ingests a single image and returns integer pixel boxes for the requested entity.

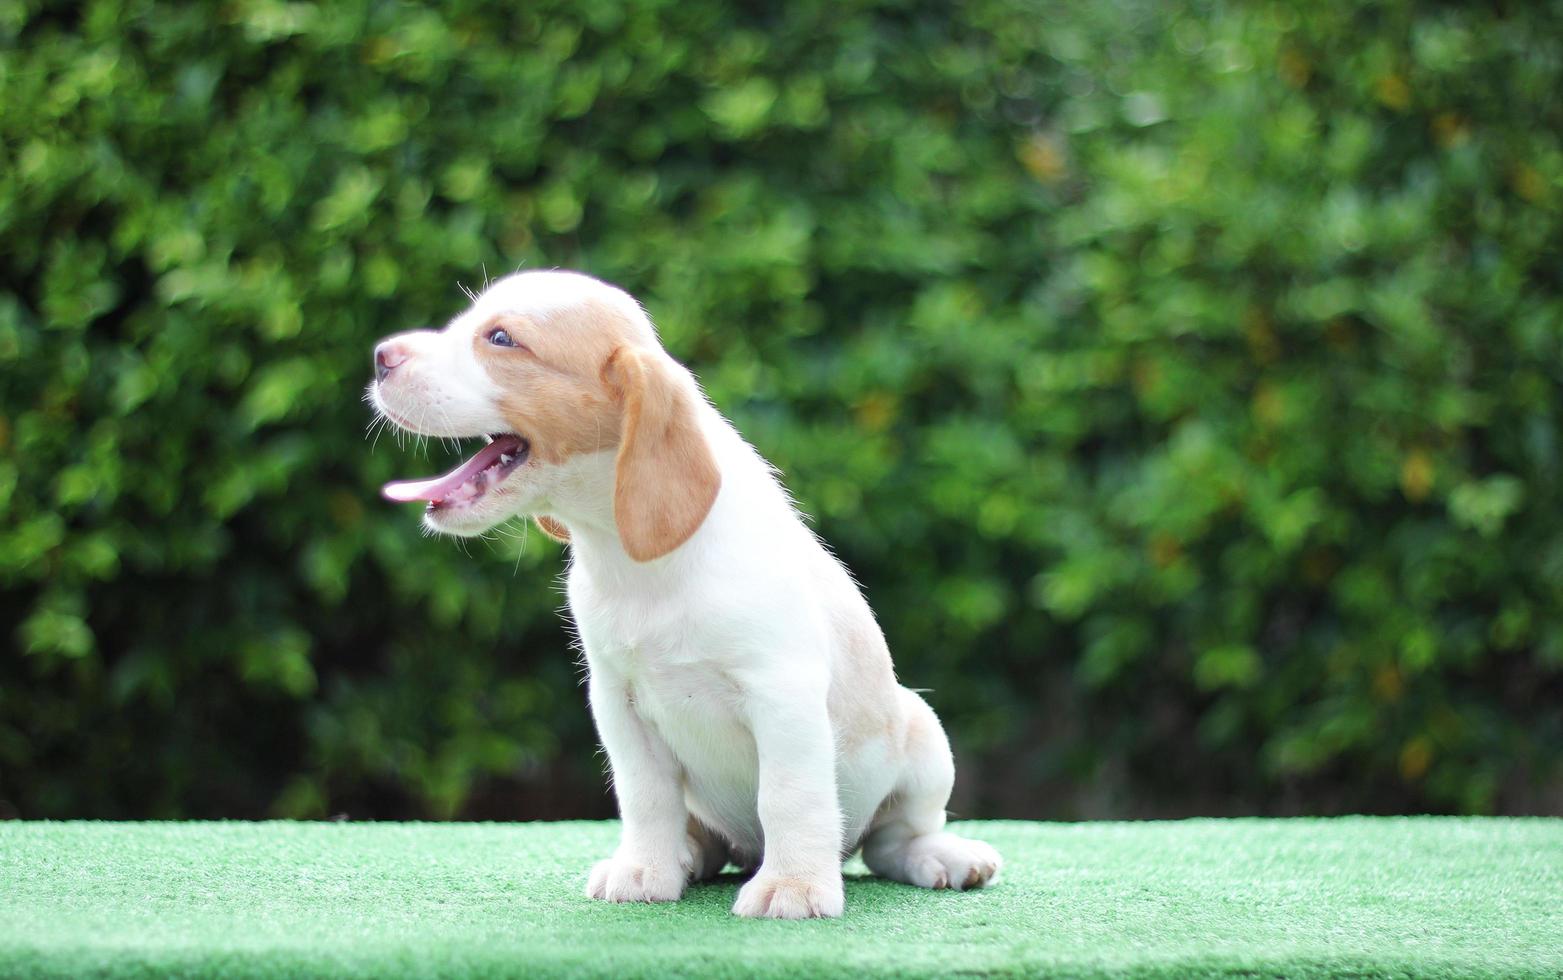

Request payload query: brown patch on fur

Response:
[471,304,634,464]
[471,299,717,560]
[828,602,899,753]
[534,515,570,542]
[602,346,721,562]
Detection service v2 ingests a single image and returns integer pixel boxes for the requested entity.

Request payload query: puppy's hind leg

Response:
[861,690,1002,891]
[687,816,731,882]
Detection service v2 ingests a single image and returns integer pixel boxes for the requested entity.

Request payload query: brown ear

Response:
[603,347,720,561]
[533,516,570,543]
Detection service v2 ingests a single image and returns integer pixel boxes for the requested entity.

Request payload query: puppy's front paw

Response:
[732,869,844,919]
[585,854,687,903]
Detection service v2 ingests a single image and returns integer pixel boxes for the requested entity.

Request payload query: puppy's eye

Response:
[487,327,520,348]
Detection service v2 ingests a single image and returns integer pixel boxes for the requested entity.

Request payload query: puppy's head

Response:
[369,271,719,559]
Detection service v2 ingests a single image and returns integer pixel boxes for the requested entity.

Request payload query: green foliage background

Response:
[2,0,1561,820]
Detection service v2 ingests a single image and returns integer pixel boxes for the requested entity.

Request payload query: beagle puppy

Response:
[371,271,1000,918]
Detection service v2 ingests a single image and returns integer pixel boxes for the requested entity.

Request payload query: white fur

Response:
[372,271,1001,918]
[371,315,505,439]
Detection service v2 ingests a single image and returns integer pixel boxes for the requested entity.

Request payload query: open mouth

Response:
[382,433,531,511]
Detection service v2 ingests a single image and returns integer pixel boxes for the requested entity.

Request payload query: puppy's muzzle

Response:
[374,340,409,382]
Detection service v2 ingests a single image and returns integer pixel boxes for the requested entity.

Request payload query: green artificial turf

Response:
[1,819,1559,978]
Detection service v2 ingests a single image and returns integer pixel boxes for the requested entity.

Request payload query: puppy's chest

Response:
[600,641,744,738]
[571,573,755,763]
[588,634,752,771]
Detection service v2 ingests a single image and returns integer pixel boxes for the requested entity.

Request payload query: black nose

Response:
[374,342,407,382]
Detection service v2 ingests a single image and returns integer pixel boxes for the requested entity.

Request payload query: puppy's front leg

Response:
[732,678,846,919]
[584,664,700,903]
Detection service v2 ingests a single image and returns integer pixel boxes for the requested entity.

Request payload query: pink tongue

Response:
[382,436,522,503]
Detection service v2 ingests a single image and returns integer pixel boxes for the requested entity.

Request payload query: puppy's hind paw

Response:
[905,833,1002,891]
